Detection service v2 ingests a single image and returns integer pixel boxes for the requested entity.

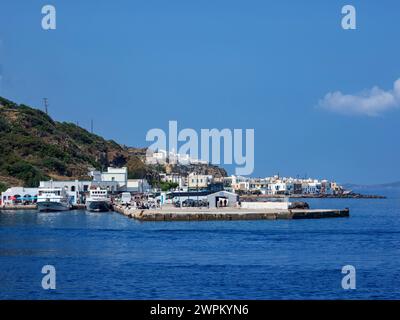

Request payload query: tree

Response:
[0,182,7,193]
[160,181,179,191]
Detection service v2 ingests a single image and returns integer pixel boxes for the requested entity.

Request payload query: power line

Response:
[43,98,48,114]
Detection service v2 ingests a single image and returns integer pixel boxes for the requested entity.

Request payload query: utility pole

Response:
[90,119,93,133]
[43,98,48,115]
[196,171,199,204]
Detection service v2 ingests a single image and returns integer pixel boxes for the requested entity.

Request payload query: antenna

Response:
[43,98,48,114]
[91,119,93,133]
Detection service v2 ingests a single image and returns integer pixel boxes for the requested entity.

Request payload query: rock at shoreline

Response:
[289,202,310,209]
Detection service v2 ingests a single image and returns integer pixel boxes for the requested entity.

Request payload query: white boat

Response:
[37,187,71,212]
[85,187,111,212]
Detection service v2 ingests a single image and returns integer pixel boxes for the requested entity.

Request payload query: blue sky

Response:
[1,0,399,184]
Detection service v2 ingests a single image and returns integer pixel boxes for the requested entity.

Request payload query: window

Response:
[71,186,76,192]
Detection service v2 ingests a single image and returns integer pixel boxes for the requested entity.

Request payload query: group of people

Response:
[216,198,229,208]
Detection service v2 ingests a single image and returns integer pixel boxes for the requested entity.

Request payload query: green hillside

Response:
[0,96,226,189]
[0,96,142,187]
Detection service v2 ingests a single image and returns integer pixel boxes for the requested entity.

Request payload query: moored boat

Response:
[37,187,71,212]
[85,187,111,212]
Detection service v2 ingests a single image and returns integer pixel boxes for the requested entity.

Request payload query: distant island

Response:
[344,181,400,190]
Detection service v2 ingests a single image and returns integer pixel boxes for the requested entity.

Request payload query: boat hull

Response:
[38,201,71,212]
[86,200,110,212]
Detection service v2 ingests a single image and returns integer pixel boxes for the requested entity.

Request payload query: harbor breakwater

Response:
[112,204,350,221]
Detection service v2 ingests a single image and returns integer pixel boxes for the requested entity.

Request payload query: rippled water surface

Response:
[1,192,399,299]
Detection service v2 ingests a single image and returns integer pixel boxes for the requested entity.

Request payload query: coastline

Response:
[240,193,386,200]
[112,204,350,221]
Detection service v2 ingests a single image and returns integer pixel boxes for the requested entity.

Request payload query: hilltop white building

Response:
[146,149,208,165]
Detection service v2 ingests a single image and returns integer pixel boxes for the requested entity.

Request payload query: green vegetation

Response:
[159,181,179,191]
[0,182,7,192]
[0,96,126,187]
[0,96,227,188]
[5,160,48,187]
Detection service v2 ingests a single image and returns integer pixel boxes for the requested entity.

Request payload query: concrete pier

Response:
[112,204,350,221]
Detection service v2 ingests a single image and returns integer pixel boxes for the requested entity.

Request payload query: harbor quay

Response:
[112,204,350,221]
[0,166,365,215]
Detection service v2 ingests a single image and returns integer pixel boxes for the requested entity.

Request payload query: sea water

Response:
[0,190,399,299]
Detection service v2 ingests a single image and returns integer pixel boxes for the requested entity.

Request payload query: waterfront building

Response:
[330,182,343,194]
[40,180,91,193]
[233,175,343,196]
[39,178,120,205]
[89,170,102,182]
[127,179,151,193]
[90,180,120,193]
[321,180,332,194]
[302,181,318,194]
[188,173,213,190]
[286,182,294,194]
[267,181,287,195]
[160,173,186,189]
[207,190,238,208]
[233,181,250,193]
[248,178,267,192]
[293,182,303,194]
[100,167,128,190]
[230,175,250,193]
[39,180,91,204]
[1,187,38,206]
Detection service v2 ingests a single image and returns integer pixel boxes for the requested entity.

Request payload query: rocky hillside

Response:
[0,96,226,188]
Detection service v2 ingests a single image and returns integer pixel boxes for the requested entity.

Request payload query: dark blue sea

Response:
[1,189,399,300]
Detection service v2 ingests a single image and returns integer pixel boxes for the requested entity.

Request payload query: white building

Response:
[39,180,92,204]
[127,179,151,193]
[160,173,186,189]
[39,180,91,193]
[101,167,128,190]
[207,191,238,208]
[146,150,167,164]
[146,149,208,165]
[1,187,38,206]
[188,173,213,190]
[302,181,318,194]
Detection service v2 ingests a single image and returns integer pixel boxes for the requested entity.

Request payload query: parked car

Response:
[182,199,195,207]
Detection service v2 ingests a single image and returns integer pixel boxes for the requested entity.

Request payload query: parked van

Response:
[121,192,132,205]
